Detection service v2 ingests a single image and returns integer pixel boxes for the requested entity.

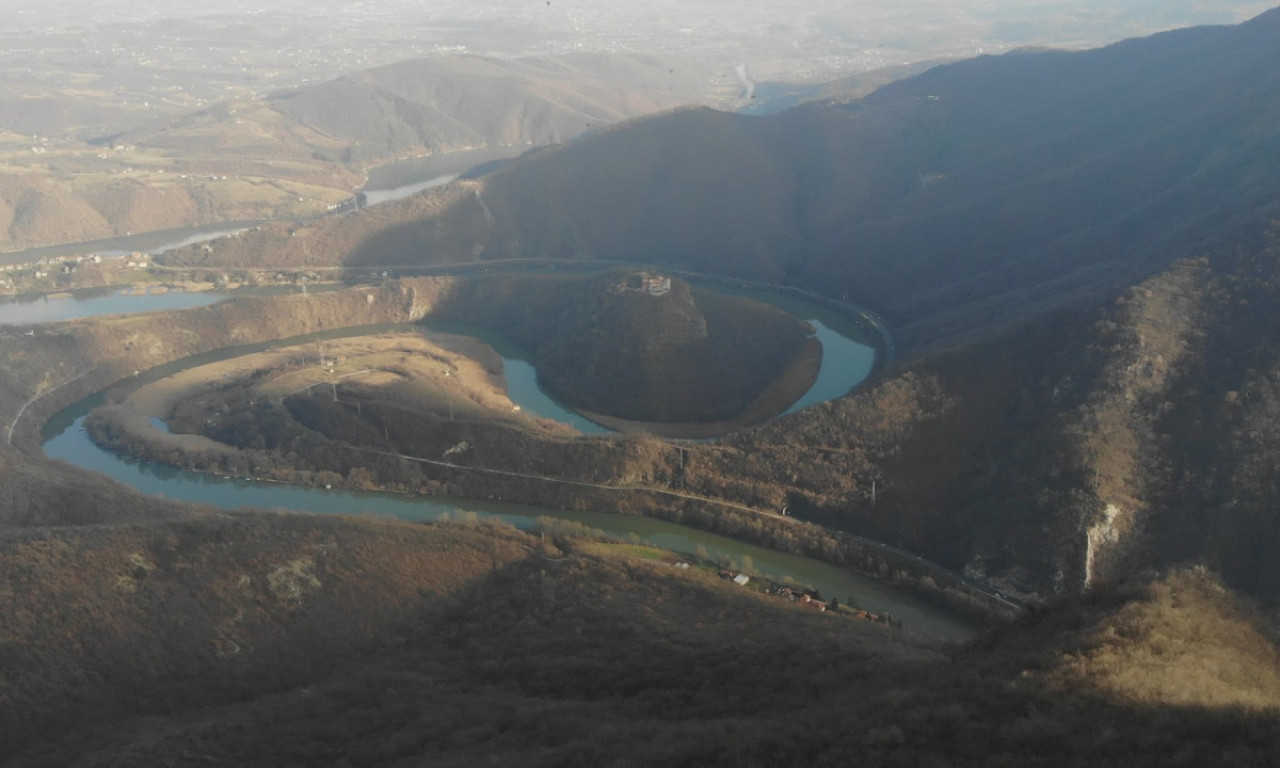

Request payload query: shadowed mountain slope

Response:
[4,522,1279,767]
[470,7,1280,351]
[803,8,1280,347]
[169,8,1280,356]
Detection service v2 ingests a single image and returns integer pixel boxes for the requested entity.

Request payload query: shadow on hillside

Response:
[10,542,1280,766]
[0,515,541,764]
[343,187,496,270]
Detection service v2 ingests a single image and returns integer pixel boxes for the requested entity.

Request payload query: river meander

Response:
[33,288,976,641]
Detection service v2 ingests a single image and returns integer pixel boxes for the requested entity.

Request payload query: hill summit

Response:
[530,273,816,424]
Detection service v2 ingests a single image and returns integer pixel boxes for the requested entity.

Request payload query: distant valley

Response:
[0,52,740,253]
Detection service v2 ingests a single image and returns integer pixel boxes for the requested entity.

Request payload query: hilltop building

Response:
[641,275,671,296]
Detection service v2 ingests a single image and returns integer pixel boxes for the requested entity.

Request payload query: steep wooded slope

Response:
[690,222,1280,602]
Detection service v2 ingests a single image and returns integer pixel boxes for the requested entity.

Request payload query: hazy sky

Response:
[4,1,1275,91]
[11,1,1273,58]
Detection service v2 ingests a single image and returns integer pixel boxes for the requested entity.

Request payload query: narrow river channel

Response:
[0,288,225,326]
[33,289,977,641]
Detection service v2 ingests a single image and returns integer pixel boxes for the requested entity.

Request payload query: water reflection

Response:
[0,289,225,325]
[360,174,459,206]
[501,357,609,433]
[783,320,875,414]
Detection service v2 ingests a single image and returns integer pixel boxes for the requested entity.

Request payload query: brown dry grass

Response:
[1045,568,1280,710]
[112,329,578,460]
[0,513,538,760]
